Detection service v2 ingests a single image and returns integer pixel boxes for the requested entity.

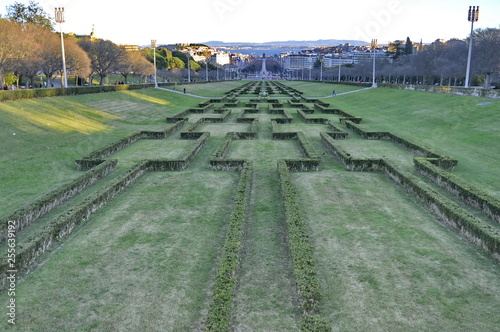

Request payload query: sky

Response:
[1,0,499,46]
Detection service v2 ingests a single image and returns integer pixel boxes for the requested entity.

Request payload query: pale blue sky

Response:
[1,0,499,45]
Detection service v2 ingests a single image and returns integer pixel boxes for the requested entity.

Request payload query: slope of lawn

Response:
[325,87,500,198]
[0,88,199,217]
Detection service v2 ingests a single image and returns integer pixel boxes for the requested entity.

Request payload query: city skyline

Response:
[1,0,499,45]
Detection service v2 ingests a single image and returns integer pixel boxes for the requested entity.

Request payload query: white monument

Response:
[260,53,269,79]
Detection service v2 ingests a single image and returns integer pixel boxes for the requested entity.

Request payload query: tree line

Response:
[0,1,211,88]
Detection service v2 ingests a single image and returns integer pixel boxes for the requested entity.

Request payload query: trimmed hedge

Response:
[343,121,458,169]
[76,122,186,170]
[0,159,117,241]
[211,132,234,159]
[321,132,384,171]
[1,160,149,286]
[415,158,500,223]
[206,162,253,331]
[0,84,155,102]
[277,160,324,316]
[384,161,500,258]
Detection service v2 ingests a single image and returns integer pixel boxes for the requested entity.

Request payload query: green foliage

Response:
[206,162,253,331]
[189,60,201,71]
[3,72,18,86]
[6,0,53,30]
[168,56,185,69]
[277,160,323,315]
[301,314,331,332]
[415,158,500,223]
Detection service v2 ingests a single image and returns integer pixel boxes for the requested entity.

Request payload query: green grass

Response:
[1,170,237,331]
[284,81,366,96]
[327,87,500,198]
[0,81,499,331]
[293,171,500,331]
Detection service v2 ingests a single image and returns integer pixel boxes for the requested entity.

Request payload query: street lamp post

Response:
[320,56,323,81]
[187,52,191,83]
[465,5,479,88]
[206,58,209,82]
[151,40,158,88]
[371,39,377,87]
[54,8,67,88]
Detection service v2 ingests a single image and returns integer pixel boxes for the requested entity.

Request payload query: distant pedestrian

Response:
[183,88,186,94]
[332,89,336,96]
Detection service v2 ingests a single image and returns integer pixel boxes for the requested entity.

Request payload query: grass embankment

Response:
[0,88,196,217]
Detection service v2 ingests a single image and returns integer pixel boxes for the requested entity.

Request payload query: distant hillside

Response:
[203,39,370,48]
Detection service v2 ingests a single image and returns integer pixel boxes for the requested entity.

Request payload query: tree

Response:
[388,40,404,60]
[116,51,153,83]
[0,20,39,85]
[168,57,185,70]
[64,38,91,85]
[6,1,53,31]
[141,47,167,70]
[471,28,500,88]
[404,37,413,55]
[189,60,201,72]
[78,38,126,85]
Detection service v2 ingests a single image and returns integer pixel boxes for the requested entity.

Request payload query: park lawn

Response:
[285,81,366,96]
[325,87,500,198]
[0,88,200,217]
[0,170,238,331]
[293,170,500,332]
[167,81,244,97]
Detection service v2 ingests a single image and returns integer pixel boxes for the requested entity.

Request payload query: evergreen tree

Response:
[405,37,413,55]
[6,1,53,31]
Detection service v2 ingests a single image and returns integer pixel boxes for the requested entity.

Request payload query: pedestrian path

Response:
[155,87,212,99]
[313,86,376,99]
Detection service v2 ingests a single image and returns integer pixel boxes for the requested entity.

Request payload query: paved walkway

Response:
[155,87,212,99]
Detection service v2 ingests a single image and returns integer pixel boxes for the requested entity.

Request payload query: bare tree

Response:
[78,38,126,85]
[0,20,36,85]
[471,28,500,88]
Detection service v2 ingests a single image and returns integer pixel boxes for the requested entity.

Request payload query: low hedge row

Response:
[321,132,384,171]
[0,160,117,241]
[206,162,253,331]
[314,104,363,124]
[236,109,258,123]
[211,132,234,159]
[321,136,500,257]
[269,109,293,124]
[76,122,186,170]
[384,161,500,257]
[343,121,458,169]
[277,160,325,318]
[166,104,214,122]
[324,126,349,139]
[0,83,155,102]
[1,160,150,286]
[415,158,500,223]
